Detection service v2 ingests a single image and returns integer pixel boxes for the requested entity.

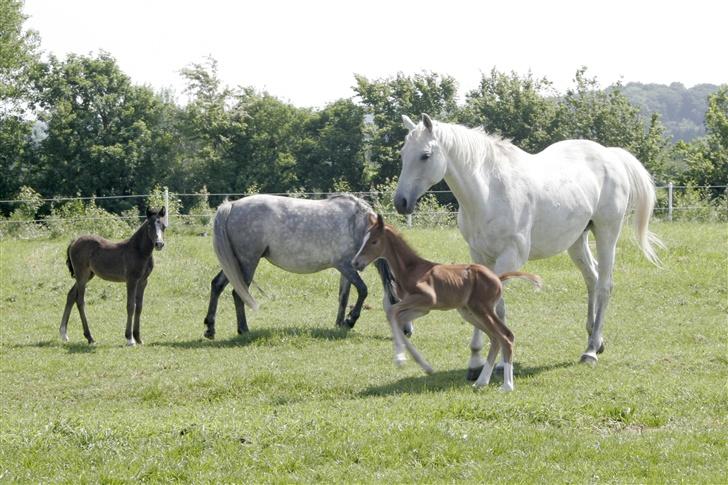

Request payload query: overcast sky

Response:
[23,0,727,108]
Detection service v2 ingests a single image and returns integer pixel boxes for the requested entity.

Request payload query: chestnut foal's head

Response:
[352,213,386,271]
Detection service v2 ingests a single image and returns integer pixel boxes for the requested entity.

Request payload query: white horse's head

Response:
[394,113,447,214]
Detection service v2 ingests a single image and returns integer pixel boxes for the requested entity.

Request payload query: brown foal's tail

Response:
[499,271,543,290]
[65,241,75,277]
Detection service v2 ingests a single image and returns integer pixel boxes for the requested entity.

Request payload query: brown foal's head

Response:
[352,213,386,271]
[145,206,167,251]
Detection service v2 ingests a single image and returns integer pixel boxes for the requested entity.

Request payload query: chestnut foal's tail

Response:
[499,271,543,290]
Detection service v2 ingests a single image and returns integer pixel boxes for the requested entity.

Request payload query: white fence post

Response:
[667,182,673,222]
[407,213,412,228]
[164,186,170,226]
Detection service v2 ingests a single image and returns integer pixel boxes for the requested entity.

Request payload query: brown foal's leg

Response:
[59,284,77,342]
[132,278,147,345]
[125,280,138,346]
[75,282,94,344]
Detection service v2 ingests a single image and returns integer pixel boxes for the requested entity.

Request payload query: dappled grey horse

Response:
[203,194,409,338]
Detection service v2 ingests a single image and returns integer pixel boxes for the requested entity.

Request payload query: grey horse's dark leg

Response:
[337,265,367,328]
[232,290,249,334]
[375,259,413,337]
[335,274,352,327]
[203,270,228,339]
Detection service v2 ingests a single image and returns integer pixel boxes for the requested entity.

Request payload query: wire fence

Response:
[0,185,726,228]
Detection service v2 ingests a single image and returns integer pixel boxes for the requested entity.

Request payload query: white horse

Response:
[395,114,662,378]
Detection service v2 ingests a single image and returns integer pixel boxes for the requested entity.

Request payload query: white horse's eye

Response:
[420,153,431,161]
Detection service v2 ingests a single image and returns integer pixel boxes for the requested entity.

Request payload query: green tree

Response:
[0,0,40,204]
[559,68,668,177]
[30,52,178,210]
[672,85,728,188]
[354,72,459,183]
[459,69,564,153]
[229,89,309,193]
[173,57,246,194]
[297,99,367,191]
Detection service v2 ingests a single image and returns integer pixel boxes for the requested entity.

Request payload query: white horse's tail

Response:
[213,200,259,310]
[615,148,665,267]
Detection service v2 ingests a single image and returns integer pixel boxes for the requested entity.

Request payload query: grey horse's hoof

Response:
[579,353,598,365]
[466,366,484,381]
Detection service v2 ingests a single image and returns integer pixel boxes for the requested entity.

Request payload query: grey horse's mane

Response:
[327,193,375,215]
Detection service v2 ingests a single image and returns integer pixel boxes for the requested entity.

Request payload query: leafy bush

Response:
[45,197,132,239]
[1,186,48,239]
[367,178,456,228]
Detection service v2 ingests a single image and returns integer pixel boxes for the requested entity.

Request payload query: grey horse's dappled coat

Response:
[205,194,407,336]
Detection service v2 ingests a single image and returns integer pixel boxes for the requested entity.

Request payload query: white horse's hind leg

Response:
[581,224,620,363]
[567,232,599,346]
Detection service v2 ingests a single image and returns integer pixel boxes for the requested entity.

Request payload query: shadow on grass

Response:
[361,360,574,397]
[10,339,97,354]
[150,325,363,349]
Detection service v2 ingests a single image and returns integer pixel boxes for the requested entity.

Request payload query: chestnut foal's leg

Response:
[386,297,433,374]
[458,308,500,388]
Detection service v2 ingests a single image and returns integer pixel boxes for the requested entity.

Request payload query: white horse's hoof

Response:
[499,383,514,392]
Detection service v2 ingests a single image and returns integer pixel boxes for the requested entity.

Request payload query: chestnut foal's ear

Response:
[375,213,385,230]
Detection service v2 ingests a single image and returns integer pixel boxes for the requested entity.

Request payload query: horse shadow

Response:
[150,325,361,350]
[360,360,573,397]
[10,339,98,354]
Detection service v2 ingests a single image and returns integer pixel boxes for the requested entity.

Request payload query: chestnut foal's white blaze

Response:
[396,114,663,374]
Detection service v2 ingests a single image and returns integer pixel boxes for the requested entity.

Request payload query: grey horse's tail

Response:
[65,241,75,278]
[212,200,259,310]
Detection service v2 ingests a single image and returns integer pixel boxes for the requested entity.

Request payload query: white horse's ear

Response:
[422,113,433,132]
[402,115,416,131]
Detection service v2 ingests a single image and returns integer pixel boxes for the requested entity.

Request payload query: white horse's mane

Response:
[431,122,518,176]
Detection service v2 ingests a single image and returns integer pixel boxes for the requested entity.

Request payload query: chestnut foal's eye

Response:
[420,152,430,161]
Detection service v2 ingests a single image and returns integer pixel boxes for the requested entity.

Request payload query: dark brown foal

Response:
[352,213,541,391]
[60,207,166,345]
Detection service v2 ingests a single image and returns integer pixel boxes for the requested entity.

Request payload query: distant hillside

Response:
[616,82,720,142]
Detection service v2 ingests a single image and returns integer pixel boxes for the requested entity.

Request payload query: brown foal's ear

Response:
[146,207,153,218]
[159,206,166,217]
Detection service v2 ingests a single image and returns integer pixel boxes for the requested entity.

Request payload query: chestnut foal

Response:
[353,214,541,391]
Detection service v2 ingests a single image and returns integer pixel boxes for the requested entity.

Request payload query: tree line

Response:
[1,1,726,217]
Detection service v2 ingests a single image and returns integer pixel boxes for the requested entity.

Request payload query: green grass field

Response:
[1,222,726,483]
